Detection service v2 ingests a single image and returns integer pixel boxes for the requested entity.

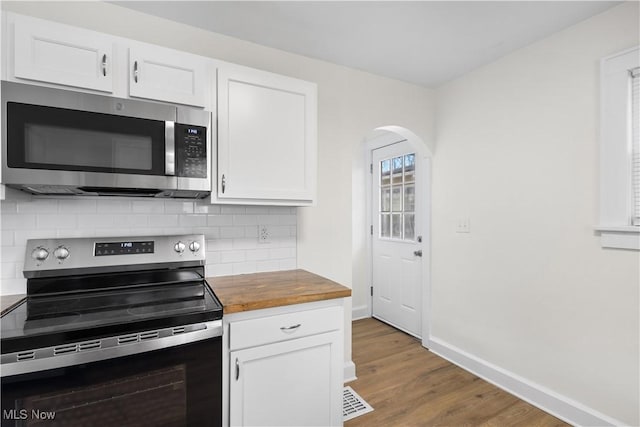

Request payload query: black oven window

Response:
[1,338,221,427]
[19,365,186,427]
[7,102,166,176]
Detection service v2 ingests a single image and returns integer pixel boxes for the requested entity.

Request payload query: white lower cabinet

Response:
[225,302,344,427]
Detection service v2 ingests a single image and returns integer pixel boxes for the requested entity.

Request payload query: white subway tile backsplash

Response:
[195,204,220,215]
[220,206,246,215]
[1,231,15,246]
[58,200,97,214]
[206,239,233,252]
[179,215,207,227]
[206,263,233,277]
[207,215,233,227]
[257,215,280,225]
[132,200,164,214]
[37,214,77,229]
[232,261,257,275]
[0,201,18,214]
[57,229,96,238]
[14,229,57,243]
[220,250,246,264]
[79,214,116,228]
[233,215,258,226]
[256,260,281,272]
[270,247,296,259]
[97,200,132,213]
[0,197,296,295]
[245,249,271,261]
[17,199,58,213]
[148,215,178,227]
[164,201,195,214]
[2,214,36,229]
[220,226,245,239]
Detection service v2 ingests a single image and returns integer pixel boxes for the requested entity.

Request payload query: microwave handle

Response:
[165,121,175,176]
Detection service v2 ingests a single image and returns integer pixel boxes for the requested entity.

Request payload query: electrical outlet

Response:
[258,225,271,244]
[456,217,470,233]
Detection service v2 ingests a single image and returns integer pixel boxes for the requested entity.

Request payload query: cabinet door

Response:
[13,15,114,92]
[230,332,342,427]
[217,66,317,205]
[129,46,207,107]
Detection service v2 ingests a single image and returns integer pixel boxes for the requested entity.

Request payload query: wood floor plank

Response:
[346,318,569,427]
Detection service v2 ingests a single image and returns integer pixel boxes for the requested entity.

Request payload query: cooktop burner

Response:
[1,234,222,354]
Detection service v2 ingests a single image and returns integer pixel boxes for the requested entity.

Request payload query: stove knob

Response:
[189,241,200,253]
[54,246,70,261]
[174,241,186,254]
[31,247,49,262]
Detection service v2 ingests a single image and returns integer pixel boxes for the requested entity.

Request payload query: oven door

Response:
[1,81,178,191]
[1,331,221,427]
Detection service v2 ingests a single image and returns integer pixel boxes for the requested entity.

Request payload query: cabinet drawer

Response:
[229,306,342,350]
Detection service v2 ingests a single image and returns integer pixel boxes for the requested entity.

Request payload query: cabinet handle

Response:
[280,324,301,332]
[235,358,240,381]
[221,174,226,194]
[133,60,139,83]
[101,54,107,77]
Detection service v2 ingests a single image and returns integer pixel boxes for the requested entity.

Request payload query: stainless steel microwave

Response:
[1,81,211,198]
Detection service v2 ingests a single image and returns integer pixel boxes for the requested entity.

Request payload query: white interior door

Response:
[371,141,423,337]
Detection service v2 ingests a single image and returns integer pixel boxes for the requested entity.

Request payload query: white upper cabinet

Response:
[215,65,317,205]
[128,45,207,107]
[5,13,209,108]
[12,15,114,93]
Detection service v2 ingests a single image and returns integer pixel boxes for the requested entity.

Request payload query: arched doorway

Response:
[363,126,432,346]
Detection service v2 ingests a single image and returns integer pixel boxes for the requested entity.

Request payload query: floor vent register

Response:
[343,386,374,421]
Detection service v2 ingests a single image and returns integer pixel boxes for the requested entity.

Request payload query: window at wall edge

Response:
[597,46,640,250]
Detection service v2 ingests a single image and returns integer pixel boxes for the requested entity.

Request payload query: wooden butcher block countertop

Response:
[207,269,351,314]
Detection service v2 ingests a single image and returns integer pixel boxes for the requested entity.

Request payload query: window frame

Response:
[597,46,640,250]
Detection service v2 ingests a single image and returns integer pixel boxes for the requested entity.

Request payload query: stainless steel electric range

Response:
[1,234,222,427]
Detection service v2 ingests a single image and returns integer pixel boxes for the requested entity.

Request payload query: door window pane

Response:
[381,187,391,212]
[380,214,390,238]
[391,186,402,211]
[404,184,415,212]
[404,154,415,183]
[391,214,402,239]
[381,160,391,185]
[392,157,403,184]
[404,214,415,240]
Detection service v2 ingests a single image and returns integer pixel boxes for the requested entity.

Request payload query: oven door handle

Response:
[1,320,222,378]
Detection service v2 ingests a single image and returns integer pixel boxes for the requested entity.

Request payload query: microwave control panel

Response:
[175,124,207,178]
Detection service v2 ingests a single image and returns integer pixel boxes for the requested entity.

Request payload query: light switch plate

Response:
[456,218,470,233]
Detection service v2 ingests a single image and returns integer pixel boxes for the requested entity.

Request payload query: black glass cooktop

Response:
[1,268,222,354]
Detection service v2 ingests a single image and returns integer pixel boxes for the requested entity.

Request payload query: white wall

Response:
[432,2,639,425]
[0,188,297,295]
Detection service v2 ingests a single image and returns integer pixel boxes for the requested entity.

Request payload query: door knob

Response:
[413,250,423,257]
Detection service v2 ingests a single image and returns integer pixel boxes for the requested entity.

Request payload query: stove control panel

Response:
[23,234,206,278]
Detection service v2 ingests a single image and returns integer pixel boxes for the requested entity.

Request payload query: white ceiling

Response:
[112,1,619,88]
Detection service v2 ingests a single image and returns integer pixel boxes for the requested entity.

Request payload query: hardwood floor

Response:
[345,318,569,427]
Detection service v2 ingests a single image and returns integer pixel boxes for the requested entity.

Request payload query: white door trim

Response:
[363,126,432,349]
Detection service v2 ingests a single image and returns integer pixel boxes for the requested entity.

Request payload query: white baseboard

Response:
[344,360,357,383]
[427,337,625,427]
[352,305,370,321]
